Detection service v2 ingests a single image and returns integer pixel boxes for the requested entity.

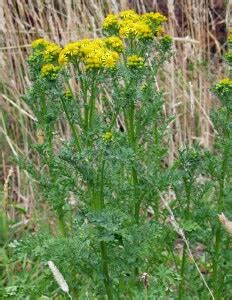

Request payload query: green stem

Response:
[100,241,114,300]
[41,94,53,156]
[88,78,97,131]
[58,216,67,237]
[87,77,97,146]
[213,109,230,300]
[144,285,148,300]
[75,63,88,131]
[97,159,113,299]
[127,101,140,223]
[66,81,84,126]
[60,97,81,152]
[178,177,191,300]
[178,244,187,300]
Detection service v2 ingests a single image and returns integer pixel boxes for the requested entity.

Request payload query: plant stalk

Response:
[58,215,67,237]
[212,109,230,300]
[60,97,81,152]
[178,176,191,300]
[98,159,114,299]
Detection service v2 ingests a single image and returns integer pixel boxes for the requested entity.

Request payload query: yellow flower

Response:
[143,12,167,24]
[119,20,152,39]
[102,14,119,30]
[63,42,82,56]
[135,21,153,38]
[41,63,61,79]
[127,55,144,68]
[31,38,50,48]
[102,50,119,69]
[58,50,69,65]
[156,26,164,37]
[118,20,136,38]
[80,39,104,56]
[119,10,140,21]
[104,36,124,52]
[102,131,113,142]
[84,48,105,70]
[58,41,86,65]
[214,78,232,94]
[44,43,62,62]
[218,78,232,85]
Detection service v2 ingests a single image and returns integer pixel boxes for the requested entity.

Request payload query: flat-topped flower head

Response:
[31,38,50,49]
[41,63,61,79]
[44,43,62,62]
[119,20,152,39]
[102,50,119,69]
[217,78,232,86]
[213,78,232,100]
[63,41,81,56]
[143,12,167,25]
[84,48,119,70]
[127,55,144,68]
[102,14,119,32]
[119,10,140,21]
[104,36,124,52]
[84,48,105,70]
[102,10,168,40]
[134,21,153,39]
[58,40,90,65]
[80,39,104,56]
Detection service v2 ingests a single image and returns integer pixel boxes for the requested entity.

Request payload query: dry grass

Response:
[0,0,230,217]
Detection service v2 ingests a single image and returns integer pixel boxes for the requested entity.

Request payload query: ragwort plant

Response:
[14,10,176,299]
[208,29,232,300]
[169,30,232,299]
[8,10,232,300]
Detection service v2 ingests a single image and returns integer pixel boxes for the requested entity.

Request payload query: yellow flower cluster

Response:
[58,38,120,70]
[142,12,167,24]
[119,20,152,39]
[31,38,61,62]
[30,10,169,75]
[102,10,167,40]
[102,14,119,30]
[44,43,62,62]
[41,63,61,79]
[104,36,124,52]
[31,38,50,49]
[102,131,113,142]
[127,55,144,68]
[30,37,63,78]
[214,78,232,95]
[119,10,140,21]
[218,78,232,85]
